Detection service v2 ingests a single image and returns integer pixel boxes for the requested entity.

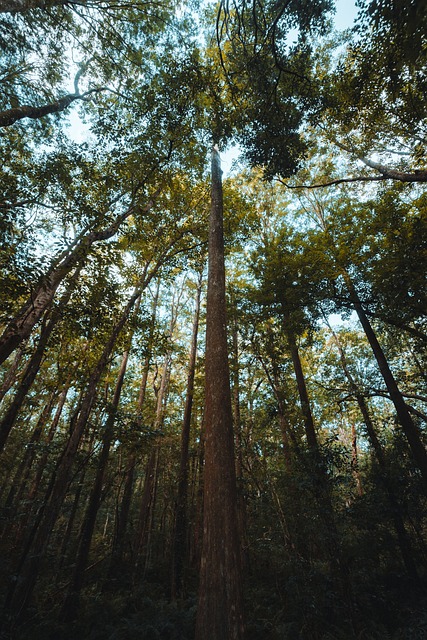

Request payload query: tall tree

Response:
[195,146,244,640]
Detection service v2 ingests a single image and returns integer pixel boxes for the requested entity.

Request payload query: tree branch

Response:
[277,175,387,189]
[278,138,427,188]
[0,87,106,127]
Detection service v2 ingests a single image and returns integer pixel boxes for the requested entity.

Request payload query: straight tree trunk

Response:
[3,289,141,626]
[285,327,318,452]
[355,391,419,579]
[230,307,249,570]
[327,323,418,579]
[60,348,131,621]
[171,273,202,599]
[106,449,137,581]
[254,347,293,468]
[283,321,354,618]
[345,277,427,492]
[26,381,72,503]
[133,349,171,578]
[195,146,244,640]
[0,346,24,404]
[350,423,363,497]
[3,395,55,513]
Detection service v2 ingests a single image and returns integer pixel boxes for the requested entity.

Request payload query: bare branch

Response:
[276,175,387,189]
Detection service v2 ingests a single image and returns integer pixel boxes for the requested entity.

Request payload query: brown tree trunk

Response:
[328,321,418,579]
[0,265,82,452]
[4,289,141,626]
[60,348,130,621]
[0,346,24,404]
[195,146,244,640]
[3,394,55,514]
[171,272,202,599]
[0,191,159,366]
[26,381,72,503]
[345,278,427,492]
[285,328,318,452]
[133,347,171,578]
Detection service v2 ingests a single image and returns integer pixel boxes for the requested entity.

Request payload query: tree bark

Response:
[60,348,130,621]
[171,272,202,599]
[0,265,82,452]
[195,146,244,640]
[345,277,427,493]
[0,190,159,366]
[4,289,141,626]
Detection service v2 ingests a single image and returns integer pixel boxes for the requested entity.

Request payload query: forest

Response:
[0,0,426,638]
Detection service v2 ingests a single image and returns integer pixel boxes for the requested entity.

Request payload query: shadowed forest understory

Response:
[1,0,427,637]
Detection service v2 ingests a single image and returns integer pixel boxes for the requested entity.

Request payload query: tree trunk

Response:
[285,327,318,452]
[106,449,137,582]
[230,306,249,571]
[3,394,55,514]
[4,289,141,626]
[171,273,202,599]
[60,348,130,621]
[0,191,159,366]
[0,346,24,404]
[195,146,244,640]
[0,265,82,452]
[345,277,427,492]
[350,423,363,497]
[328,321,418,579]
[133,347,171,579]
[283,321,354,617]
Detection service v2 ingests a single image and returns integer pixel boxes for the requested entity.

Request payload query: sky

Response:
[334,0,358,30]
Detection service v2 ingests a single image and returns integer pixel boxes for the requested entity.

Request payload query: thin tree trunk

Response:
[345,278,427,492]
[171,273,202,599]
[350,423,363,497]
[0,346,24,404]
[285,328,318,452]
[195,146,244,640]
[327,321,419,579]
[60,347,131,621]
[3,394,55,514]
[230,306,249,571]
[106,449,137,580]
[4,289,141,626]
[255,348,293,468]
[0,191,159,366]
[284,321,354,618]
[26,381,72,503]
[133,350,171,578]
[0,265,82,452]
